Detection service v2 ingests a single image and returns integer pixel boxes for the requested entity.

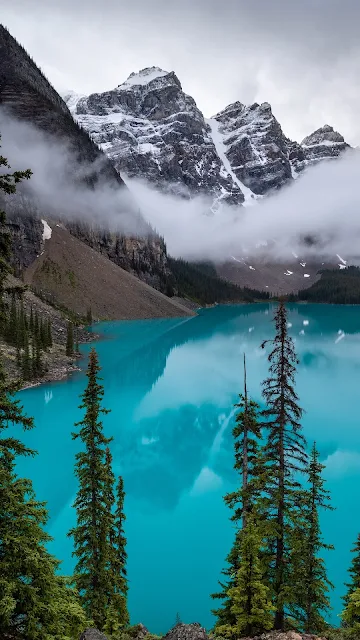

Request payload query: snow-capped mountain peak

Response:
[117,67,170,90]
[64,69,350,207]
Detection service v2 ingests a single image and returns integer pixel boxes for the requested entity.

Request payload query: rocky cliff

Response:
[0,27,170,290]
[65,68,349,204]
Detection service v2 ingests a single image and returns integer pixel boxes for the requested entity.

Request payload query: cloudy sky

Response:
[2,0,360,144]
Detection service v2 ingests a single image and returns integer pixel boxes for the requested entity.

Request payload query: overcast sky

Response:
[2,0,360,144]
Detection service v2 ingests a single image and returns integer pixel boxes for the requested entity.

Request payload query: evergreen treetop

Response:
[260,301,308,630]
[68,348,112,629]
[290,442,334,634]
[344,534,360,611]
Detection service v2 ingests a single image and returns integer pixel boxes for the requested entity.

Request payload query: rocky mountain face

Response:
[65,67,245,209]
[0,26,169,290]
[66,68,349,206]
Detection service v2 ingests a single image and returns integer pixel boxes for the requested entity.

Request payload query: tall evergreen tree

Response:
[21,331,31,381]
[103,448,129,631]
[290,442,333,633]
[343,533,360,625]
[212,355,264,631]
[342,589,360,634]
[66,321,74,357]
[47,317,53,348]
[68,348,112,629]
[29,306,34,335]
[0,136,86,639]
[260,301,308,630]
[221,519,274,638]
[112,475,129,626]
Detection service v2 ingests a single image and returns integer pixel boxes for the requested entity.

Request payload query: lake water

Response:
[16,303,360,633]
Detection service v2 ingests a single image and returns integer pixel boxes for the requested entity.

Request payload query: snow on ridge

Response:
[206,118,257,206]
[41,220,52,241]
[118,67,169,90]
[336,254,347,265]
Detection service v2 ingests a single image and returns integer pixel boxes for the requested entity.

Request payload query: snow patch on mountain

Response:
[206,118,256,206]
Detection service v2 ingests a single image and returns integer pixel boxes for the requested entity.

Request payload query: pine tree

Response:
[17,299,26,349]
[29,306,34,334]
[344,533,360,625]
[6,294,18,345]
[68,348,112,629]
[21,331,31,381]
[40,316,47,350]
[86,307,93,325]
[112,475,129,627]
[290,442,334,633]
[34,309,40,344]
[66,320,74,357]
[261,301,308,630]
[219,519,274,638]
[342,589,360,633]
[0,136,86,638]
[212,355,264,631]
[47,317,53,348]
[103,448,129,630]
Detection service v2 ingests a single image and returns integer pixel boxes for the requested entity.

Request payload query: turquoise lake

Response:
[15,303,360,633]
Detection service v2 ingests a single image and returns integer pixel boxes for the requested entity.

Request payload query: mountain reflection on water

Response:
[17,304,360,633]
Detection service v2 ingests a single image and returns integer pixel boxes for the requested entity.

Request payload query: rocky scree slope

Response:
[79,623,327,640]
[0,26,170,291]
[65,67,349,206]
[24,224,194,320]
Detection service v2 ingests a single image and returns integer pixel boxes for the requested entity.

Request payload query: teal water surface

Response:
[16,303,360,633]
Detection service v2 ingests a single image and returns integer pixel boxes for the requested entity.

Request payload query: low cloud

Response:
[2,109,360,265]
[0,111,147,236]
[128,149,360,263]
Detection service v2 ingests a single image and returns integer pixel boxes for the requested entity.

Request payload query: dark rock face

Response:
[212,101,293,196]
[163,623,209,640]
[67,70,350,203]
[301,124,349,165]
[79,629,108,640]
[67,67,245,208]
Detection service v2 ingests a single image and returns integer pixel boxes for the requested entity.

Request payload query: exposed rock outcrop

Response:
[240,633,326,640]
[80,629,108,640]
[67,67,245,208]
[300,124,349,166]
[163,623,209,640]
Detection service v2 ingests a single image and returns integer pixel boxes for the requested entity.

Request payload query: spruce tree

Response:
[343,533,360,633]
[29,306,34,334]
[103,448,129,630]
[342,589,360,633]
[212,355,264,631]
[47,317,53,348]
[112,475,129,627]
[290,442,333,633]
[86,307,93,325]
[66,320,74,357]
[222,519,274,638]
[18,299,26,349]
[21,331,31,380]
[0,136,86,638]
[261,300,308,630]
[68,348,112,629]
[7,295,18,345]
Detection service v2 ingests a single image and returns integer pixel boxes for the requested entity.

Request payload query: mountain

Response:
[64,67,245,208]
[0,26,170,293]
[65,67,349,205]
